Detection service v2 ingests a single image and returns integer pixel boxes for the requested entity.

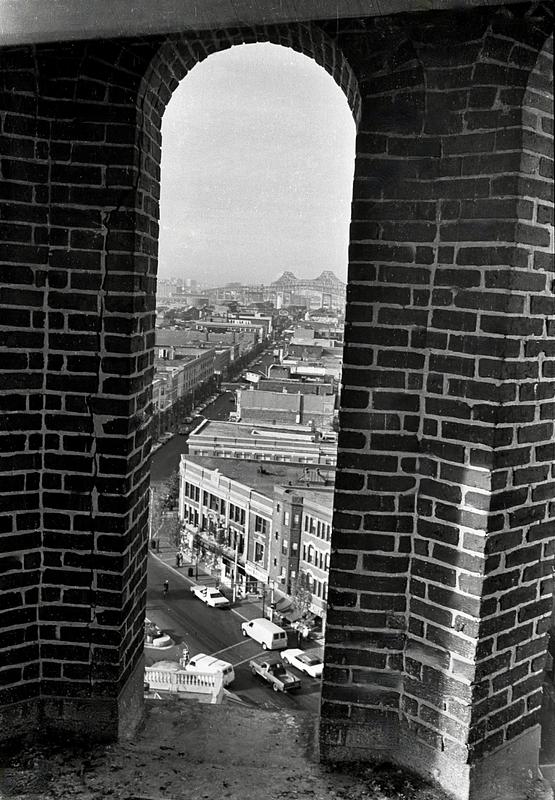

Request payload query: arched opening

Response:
[145,38,357,711]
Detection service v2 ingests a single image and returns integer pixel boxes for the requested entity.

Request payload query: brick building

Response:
[0,2,552,799]
[180,455,334,622]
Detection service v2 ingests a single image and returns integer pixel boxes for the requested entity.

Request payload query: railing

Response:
[144,667,224,703]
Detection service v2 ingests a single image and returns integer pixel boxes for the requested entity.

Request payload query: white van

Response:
[241,618,288,650]
[186,653,235,686]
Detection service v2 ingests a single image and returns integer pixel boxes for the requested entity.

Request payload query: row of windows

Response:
[202,490,225,515]
[311,578,327,600]
[302,544,329,571]
[183,482,246,526]
[303,514,331,541]
[193,450,334,466]
[229,502,246,526]
[183,481,200,501]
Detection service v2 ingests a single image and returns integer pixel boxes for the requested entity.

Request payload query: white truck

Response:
[249,658,301,693]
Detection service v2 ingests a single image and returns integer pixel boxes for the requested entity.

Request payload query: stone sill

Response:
[0,699,448,800]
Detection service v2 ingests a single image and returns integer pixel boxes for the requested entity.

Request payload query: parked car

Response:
[241,618,288,650]
[190,584,230,608]
[186,653,235,686]
[249,658,301,692]
[281,649,323,678]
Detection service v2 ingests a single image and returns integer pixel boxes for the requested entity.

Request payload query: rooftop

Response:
[183,453,335,500]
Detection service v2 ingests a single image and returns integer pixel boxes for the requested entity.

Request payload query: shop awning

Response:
[282,608,302,624]
[274,597,292,613]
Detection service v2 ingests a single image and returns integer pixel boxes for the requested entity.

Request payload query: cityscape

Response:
[144,269,346,708]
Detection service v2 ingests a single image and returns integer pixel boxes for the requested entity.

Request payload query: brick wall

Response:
[321,5,554,797]
[0,22,358,740]
[0,4,553,796]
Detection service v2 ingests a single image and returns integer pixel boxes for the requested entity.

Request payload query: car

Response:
[190,584,230,608]
[281,649,323,678]
[186,653,235,686]
[249,658,301,692]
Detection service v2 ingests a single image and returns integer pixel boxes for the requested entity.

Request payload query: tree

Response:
[290,572,312,619]
[161,469,180,512]
[150,488,182,547]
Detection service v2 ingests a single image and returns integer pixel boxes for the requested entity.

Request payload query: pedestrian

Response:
[163,580,169,597]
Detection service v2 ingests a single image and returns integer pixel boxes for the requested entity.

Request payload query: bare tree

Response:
[290,571,313,619]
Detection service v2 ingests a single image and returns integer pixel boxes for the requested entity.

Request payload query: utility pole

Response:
[269,580,275,623]
[149,487,154,546]
[232,532,239,603]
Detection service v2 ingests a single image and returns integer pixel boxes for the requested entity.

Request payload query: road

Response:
[149,391,235,486]
[146,554,322,714]
[147,384,322,712]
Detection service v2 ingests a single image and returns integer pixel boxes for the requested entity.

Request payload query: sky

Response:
[158,43,356,288]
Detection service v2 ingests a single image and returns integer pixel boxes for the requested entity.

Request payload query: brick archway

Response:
[0,7,553,798]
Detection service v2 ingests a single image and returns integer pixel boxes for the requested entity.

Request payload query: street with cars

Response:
[146,551,322,713]
[146,360,325,713]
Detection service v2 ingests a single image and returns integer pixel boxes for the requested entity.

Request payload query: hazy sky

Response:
[158,43,355,287]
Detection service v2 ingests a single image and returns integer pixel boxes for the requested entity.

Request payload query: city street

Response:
[147,385,322,713]
[149,391,235,485]
[146,552,322,714]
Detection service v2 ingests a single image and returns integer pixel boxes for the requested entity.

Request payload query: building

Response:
[187,420,337,466]
[179,455,277,594]
[179,455,334,625]
[237,387,336,429]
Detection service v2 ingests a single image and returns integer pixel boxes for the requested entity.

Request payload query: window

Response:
[292,542,298,551]
[303,545,307,560]
[325,552,329,570]
[254,515,268,535]
[273,558,277,567]
[276,503,281,512]
[283,511,290,526]
[254,542,264,563]
[281,541,288,555]
[307,546,313,565]
[293,514,300,525]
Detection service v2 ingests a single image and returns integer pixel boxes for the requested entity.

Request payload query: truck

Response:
[249,658,301,693]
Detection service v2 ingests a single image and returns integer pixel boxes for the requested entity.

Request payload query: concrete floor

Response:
[2,696,553,800]
[0,699,453,800]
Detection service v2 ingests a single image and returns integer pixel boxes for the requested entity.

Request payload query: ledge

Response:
[0,699,449,800]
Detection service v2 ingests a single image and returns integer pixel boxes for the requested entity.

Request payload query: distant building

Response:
[237,388,335,429]
[187,420,337,467]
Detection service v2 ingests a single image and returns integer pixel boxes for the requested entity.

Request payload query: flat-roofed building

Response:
[179,454,334,624]
[187,420,337,466]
